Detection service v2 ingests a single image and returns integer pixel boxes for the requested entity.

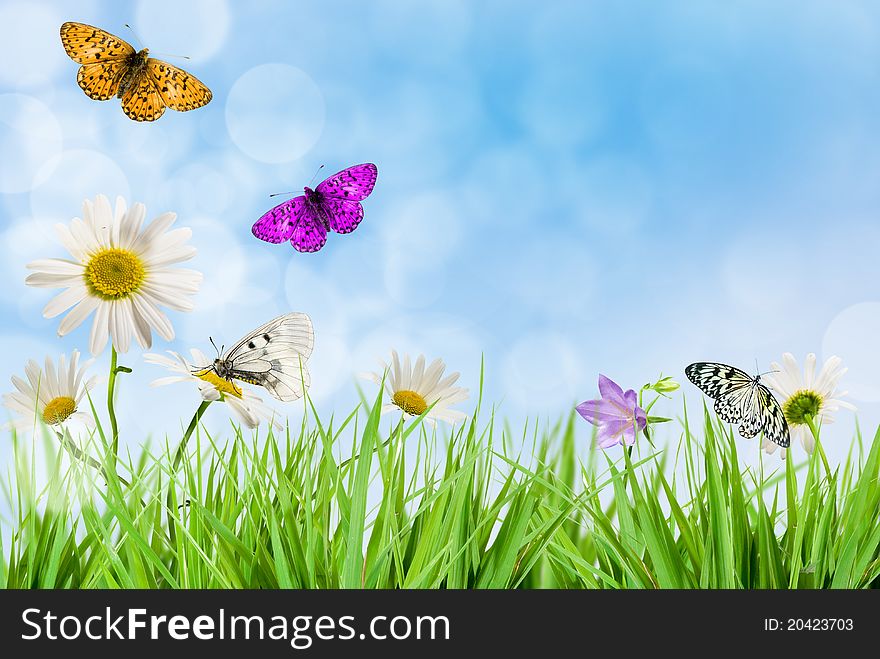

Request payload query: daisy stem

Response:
[804,414,832,480]
[167,400,211,545]
[107,347,132,459]
[171,400,212,475]
[55,430,132,489]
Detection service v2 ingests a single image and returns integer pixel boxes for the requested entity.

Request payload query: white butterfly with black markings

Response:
[685,362,790,448]
[203,312,314,402]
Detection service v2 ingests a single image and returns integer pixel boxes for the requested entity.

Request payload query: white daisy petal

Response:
[25,271,83,288]
[90,302,110,355]
[191,348,212,367]
[359,371,382,385]
[782,353,800,385]
[133,296,173,342]
[391,351,401,387]
[68,350,79,394]
[68,217,97,256]
[43,285,88,319]
[110,301,132,353]
[803,353,816,388]
[120,202,146,249]
[130,212,177,254]
[420,358,445,395]
[143,352,180,369]
[43,355,59,400]
[55,223,88,262]
[227,397,259,428]
[93,194,113,246]
[10,374,35,399]
[141,287,195,312]
[25,259,82,275]
[112,196,125,246]
[24,360,42,395]
[400,354,411,391]
[412,355,426,391]
[148,269,203,292]
[128,297,153,348]
[57,296,100,336]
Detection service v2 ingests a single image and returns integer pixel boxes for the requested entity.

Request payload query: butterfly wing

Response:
[120,72,166,122]
[754,384,790,447]
[316,163,378,201]
[76,60,129,100]
[252,196,307,244]
[224,313,314,402]
[290,208,328,253]
[60,22,135,64]
[146,58,212,112]
[322,197,364,234]
[713,383,754,424]
[685,362,754,399]
[61,23,134,102]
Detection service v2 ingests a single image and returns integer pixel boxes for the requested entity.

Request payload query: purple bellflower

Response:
[576,374,647,449]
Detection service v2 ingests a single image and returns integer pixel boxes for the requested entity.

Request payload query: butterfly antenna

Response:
[268,191,297,198]
[149,52,192,60]
[209,336,221,359]
[754,360,779,379]
[123,24,145,50]
[308,164,325,187]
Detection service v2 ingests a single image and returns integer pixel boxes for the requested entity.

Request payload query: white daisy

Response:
[762,352,855,456]
[26,194,202,355]
[364,350,469,426]
[2,350,98,431]
[143,349,283,430]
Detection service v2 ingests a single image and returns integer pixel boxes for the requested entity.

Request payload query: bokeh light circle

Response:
[0,3,66,87]
[0,94,62,194]
[135,0,230,61]
[30,149,130,223]
[822,302,880,402]
[226,64,325,164]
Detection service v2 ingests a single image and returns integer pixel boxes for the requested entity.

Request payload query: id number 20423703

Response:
[763,618,854,632]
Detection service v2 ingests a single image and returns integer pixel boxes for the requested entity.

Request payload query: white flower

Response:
[363,350,469,426]
[2,350,98,431]
[26,194,202,355]
[143,349,282,430]
[762,352,855,457]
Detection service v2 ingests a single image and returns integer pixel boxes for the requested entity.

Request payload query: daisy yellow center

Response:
[392,389,428,416]
[193,369,243,399]
[84,248,145,300]
[42,396,76,425]
[783,389,823,426]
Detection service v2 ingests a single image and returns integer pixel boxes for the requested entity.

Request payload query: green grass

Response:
[1,387,879,589]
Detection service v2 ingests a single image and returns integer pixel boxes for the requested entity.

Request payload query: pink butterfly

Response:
[252,163,378,253]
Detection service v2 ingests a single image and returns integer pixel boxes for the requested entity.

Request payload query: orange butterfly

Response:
[60,21,212,122]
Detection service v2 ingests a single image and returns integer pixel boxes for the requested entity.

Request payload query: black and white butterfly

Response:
[203,312,314,402]
[685,362,790,448]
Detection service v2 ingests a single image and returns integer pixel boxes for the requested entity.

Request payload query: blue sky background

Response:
[2,0,880,468]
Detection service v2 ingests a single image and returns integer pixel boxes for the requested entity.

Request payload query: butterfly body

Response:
[116,49,149,98]
[302,186,331,231]
[200,313,314,402]
[685,362,790,448]
[60,22,212,122]
[252,163,378,253]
